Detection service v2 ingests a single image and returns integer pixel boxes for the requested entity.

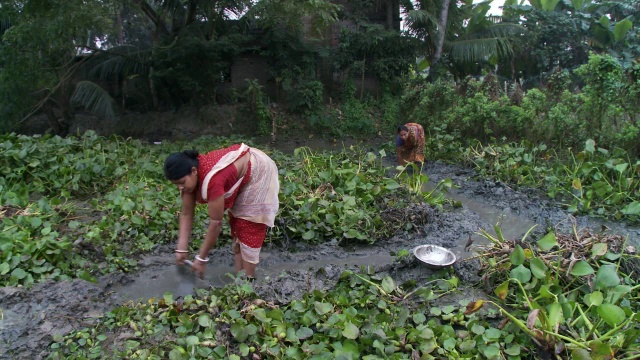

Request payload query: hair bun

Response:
[183,150,199,158]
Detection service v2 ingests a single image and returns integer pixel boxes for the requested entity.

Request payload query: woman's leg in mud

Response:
[232,240,257,278]
[234,252,256,277]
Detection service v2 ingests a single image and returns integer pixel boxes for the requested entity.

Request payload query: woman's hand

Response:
[175,251,189,265]
[192,258,206,278]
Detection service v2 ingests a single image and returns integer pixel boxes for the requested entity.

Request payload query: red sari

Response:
[194,144,280,264]
[397,122,425,163]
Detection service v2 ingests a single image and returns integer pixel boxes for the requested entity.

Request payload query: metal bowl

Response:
[413,245,456,269]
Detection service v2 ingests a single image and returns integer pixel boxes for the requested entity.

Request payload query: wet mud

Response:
[2,148,640,359]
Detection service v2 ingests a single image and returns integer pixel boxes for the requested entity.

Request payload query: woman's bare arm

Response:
[177,191,196,252]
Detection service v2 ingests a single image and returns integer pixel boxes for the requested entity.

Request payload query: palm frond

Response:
[404,9,439,29]
[71,81,118,121]
[447,38,499,63]
[458,23,526,40]
[88,46,151,80]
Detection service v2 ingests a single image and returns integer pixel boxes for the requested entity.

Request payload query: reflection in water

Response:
[115,254,396,301]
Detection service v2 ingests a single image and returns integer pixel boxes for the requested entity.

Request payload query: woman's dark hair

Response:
[164,150,199,180]
[397,125,408,133]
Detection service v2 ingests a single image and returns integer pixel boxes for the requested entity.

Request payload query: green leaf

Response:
[585,139,596,153]
[610,285,632,303]
[595,265,620,290]
[296,327,314,340]
[597,303,626,327]
[571,348,592,360]
[570,261,594,276]
[510,245,525,266]
[342,322,360,339]
[302,230,316,240]
[198,314,212,328]
[547,302,564,326]
[381,276,396,294]
[614,163,629,174]
[30,217,43,228]
[239,344,250,357]
[589,340,614,359]
[621,202,640,215]
[168,348,185,360]
[443,338,456,350]
[510,264,532,283]
[613,18,633,42]
[471,323,485,335]
[10,268,27,280]
[530,257,548,279]
[591,243,607,257]
[504,345,521,356]
[76,270,97,283]
[412,313,426,324]
[230,323,249,342]
[417,58,430,72]
[0,263,10,275]
[584,291,604,307]
[459,339,476,352]
[185,336,199,346]
[482,345,501,359]
[537,232,558,251]
[494,280,509,301]
[571,0,584,10]
[314,302,333,315]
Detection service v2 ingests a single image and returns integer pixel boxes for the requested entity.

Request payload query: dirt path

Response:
[2,147,639,359]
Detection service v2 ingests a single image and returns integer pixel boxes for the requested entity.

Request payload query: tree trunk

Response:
[360,56,366,100]
[432,0,452,67]
[43,101,68,136]
[116,7,124,45]
[58,82,73,136]
[149,66,159,109]
[386,0,393,30]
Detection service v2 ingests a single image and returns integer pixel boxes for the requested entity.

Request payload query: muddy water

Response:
[114,253,395,302]
[111,159,537,302]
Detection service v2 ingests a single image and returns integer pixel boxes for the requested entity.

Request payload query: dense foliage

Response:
[0,132,446,288]
[1,0,637,135]
[46,225,640,359]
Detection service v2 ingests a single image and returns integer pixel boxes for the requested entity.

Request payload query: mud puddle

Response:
[113,252,395,302]
[3,144,640,359]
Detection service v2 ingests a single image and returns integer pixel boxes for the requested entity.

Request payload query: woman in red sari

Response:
[396,123,425,165]
[164,144,279,278]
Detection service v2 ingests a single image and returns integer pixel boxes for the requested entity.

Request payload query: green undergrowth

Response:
[48,269,514,360]
[48,219,640,360]
[471,223,640,359]
[426,135,640,223]
[0,132,449,287]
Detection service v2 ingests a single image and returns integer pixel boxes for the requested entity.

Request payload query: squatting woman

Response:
[164,144,279,278]
[396,123,425,165]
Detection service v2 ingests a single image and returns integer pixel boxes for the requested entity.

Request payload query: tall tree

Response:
[406,0,524,79]
[0,0,112,133]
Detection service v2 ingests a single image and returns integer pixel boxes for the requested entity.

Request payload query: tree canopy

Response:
[0,0,638,133]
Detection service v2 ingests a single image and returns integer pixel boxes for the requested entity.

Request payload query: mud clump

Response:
[0,279,108,359]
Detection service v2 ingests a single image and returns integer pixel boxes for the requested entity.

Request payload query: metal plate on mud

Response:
[413,244,456,269]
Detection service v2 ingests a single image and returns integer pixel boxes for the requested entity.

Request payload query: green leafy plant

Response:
[473,223,640,358]
[395,162,454,206]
